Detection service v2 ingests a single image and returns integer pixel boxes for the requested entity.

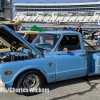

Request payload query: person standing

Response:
[77,25,82,34]
[96,30,100,45]
[63,27,67,31]
[90,31,94,43]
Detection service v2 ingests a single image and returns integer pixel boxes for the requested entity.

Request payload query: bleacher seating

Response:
[16,15,26,21]
[49,16,57,22]
[12,16,19,21]
[80,16,92,22]
[36,16,44,22]
[75,16,84,22]
[43,16,51,22]
[28,16,38,22]
[12,14,100,25]
[90,16,99,22]
[23,16,31,21]
[69,16,78,22]
[63,16,71,22]
[56,16,64,22]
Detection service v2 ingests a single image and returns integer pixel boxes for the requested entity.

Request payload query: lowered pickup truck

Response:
[0,25,100,95]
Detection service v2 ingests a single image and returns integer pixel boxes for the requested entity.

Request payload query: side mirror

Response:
[63,47,68,53]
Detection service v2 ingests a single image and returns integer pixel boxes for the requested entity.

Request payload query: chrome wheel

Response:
[15,70,44,95]
[23,74,39,89]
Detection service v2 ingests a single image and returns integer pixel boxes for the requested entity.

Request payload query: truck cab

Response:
[32,31,87,81]
[32,31,100,78]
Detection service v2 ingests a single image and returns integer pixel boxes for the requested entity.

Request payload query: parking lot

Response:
[0,75,100,100]
[0,39,100,100]
[84,39,97,46]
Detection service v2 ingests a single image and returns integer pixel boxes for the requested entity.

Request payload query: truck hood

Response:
[0,25,42,57]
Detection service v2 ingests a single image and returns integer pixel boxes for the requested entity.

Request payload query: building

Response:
[12,2,100,25]
[0,0,12,21]
[14,2,100,16]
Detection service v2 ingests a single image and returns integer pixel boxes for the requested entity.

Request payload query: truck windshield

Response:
[32,34,60,50]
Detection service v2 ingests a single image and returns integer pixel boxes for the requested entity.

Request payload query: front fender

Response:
[12,66,48,83]
[0,57,56,88]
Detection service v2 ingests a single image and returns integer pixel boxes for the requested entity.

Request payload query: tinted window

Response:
[58,35,81,51]
[25,34,38,43]
[7,26,14,31]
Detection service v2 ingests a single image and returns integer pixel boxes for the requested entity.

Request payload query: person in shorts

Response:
[90,31,94,43]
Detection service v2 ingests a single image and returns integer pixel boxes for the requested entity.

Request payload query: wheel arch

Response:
[12,69,48,88]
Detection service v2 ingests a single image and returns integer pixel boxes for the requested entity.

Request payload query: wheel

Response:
[14,70,44,96]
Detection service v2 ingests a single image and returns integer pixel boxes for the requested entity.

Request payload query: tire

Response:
[14,70,44,96]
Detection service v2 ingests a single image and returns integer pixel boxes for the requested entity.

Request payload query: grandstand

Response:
[69,16,78,22]
[75,16,85,22]
[16,15,26,21]
[43,16,51,22]
[12,2,100,25]
[12,16,19,21]
[12,14,100,25]
[90,16,99,22]
[56,16,64,22]
[36,16,44,22]
[28,16,38,22]
[23,16,31,22]
[49,16,58,22]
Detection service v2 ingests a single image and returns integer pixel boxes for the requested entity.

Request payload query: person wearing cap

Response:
[63,27,67,31]
[15,20,24,31]
[67,27,74,31]
[77,25,82,34]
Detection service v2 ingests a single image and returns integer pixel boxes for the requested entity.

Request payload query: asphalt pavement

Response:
[0,75,100,100]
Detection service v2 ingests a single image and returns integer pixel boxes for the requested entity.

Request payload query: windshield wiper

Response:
[83,40,95,50]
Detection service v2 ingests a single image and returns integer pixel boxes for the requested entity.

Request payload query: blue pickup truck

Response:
[0,25,100,95]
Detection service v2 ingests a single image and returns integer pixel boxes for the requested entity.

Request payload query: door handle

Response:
[79,53,87,56]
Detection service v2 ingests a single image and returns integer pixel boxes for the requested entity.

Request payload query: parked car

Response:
[3,24,19,31]
[0,30,39,53]
[94,30,99,40]
[16,31,39,43]
[82,30,90,39]
[0,25,100,96]
[83,30,98,39]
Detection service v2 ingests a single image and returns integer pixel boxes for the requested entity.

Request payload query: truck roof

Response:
[40,31,81,35]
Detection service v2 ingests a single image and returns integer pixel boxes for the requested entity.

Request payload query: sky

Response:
[12,0,99,3]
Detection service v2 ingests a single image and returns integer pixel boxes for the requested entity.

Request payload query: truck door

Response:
[55,35,86,81]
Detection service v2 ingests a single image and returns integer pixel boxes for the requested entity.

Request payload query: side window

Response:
[7,26,14,31]
[58,35,81,51]
[30,34,37,41]
[25,34,31,43]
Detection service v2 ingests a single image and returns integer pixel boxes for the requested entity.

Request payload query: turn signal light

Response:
[5,71,12,75]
